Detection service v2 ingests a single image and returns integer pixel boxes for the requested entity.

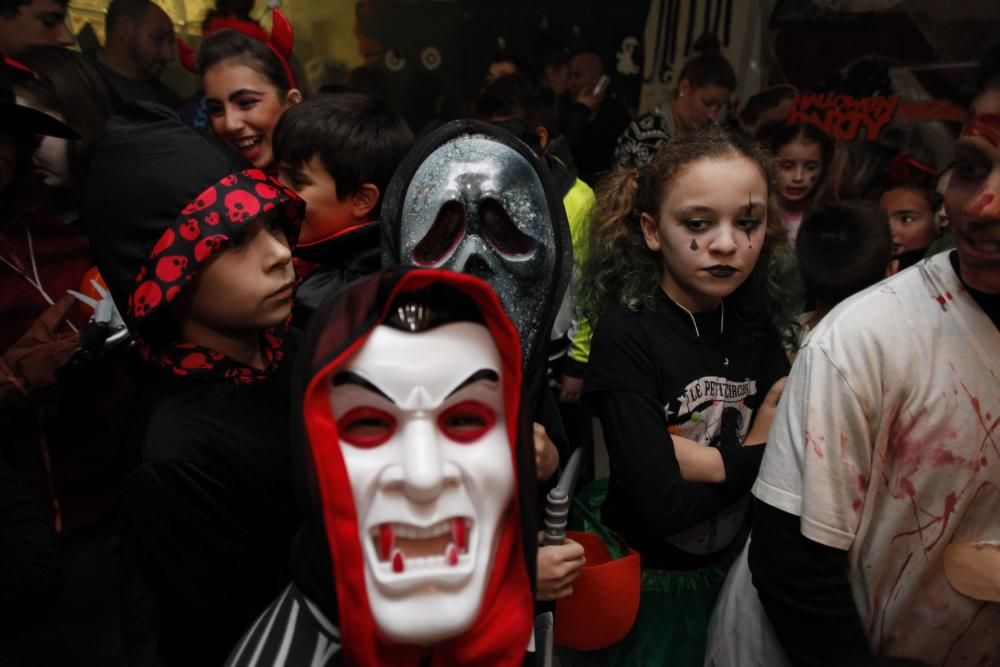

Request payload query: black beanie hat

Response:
[83,101,303,330]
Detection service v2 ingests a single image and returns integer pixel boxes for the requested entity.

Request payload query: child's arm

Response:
[672,377,786,483]
[672,436,725,483]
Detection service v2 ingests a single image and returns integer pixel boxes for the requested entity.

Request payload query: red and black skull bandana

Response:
[136,319,289,384]
[129,167,304,384]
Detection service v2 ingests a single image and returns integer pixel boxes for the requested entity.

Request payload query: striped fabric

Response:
[226,583,342,667]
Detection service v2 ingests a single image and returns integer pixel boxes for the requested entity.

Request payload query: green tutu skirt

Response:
[555,479,744,667]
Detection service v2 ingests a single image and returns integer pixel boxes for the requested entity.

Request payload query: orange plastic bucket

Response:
[553,530,641,651]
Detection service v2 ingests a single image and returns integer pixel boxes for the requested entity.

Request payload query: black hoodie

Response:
[83,102,306,665]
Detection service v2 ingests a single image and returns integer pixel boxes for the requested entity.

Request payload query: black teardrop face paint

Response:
[745,192,755,248]
[690,238,698,251]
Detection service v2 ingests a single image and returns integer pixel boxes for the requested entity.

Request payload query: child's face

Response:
[880,187,936,255]
[204,61,301,170]
[775,139,823,205]
[278,157,359,245]
[183,213,295,333]
[640,155,768,312]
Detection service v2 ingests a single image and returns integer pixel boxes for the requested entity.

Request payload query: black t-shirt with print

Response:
[584,289,789,570]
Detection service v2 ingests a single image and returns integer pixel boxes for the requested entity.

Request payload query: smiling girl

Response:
[575,125,793,665]
[197,28,302,171]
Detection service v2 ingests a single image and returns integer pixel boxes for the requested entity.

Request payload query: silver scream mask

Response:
[397,134,557,367]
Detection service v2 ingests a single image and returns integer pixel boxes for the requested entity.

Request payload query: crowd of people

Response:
[1,0,998,665]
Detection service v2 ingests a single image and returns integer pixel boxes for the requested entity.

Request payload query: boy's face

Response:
[279,156,360,245]
[182,213,296,332]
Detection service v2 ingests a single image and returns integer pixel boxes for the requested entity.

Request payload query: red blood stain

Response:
[857,474,868,493]
[966,192,996,217]
[805,430,825,459]
[963,111,1000,148]
[852,499,862,513]
[899,477,916,497]
[931,447,965,466]
[878,553,913,647]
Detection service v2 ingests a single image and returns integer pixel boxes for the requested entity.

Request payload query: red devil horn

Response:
[269,8,294,58]
[176,37,197,73]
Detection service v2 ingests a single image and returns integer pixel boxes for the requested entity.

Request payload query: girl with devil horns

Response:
[178,9,303,172]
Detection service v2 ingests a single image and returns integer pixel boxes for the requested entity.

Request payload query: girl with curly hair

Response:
[571,124,795,666]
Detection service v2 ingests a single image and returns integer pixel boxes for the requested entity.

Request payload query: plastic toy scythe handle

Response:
[543,448,583,546]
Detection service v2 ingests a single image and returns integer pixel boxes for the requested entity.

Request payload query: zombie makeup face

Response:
[640,155,768,312]
[329,321,513,644]
[945,90,1000,293]
[775,139,823,206]
[396,135,556,365]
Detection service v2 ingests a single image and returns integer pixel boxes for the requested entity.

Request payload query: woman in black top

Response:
[573,125,796,665]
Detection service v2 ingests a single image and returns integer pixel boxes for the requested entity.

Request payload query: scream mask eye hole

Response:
[338,407,397,448]
[480,198,536,256]
[413,200,466,265]
[438,400,497,444]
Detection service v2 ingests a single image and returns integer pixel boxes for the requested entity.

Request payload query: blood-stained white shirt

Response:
[754,251,1000,664]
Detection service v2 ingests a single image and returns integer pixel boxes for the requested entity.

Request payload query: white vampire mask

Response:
[329,321,514,645]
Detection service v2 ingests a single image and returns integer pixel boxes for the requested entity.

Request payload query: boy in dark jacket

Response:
[83,101,305,666]
[272,91,413,325]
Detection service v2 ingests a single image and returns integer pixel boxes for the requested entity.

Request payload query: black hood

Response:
[82,101,304,331]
